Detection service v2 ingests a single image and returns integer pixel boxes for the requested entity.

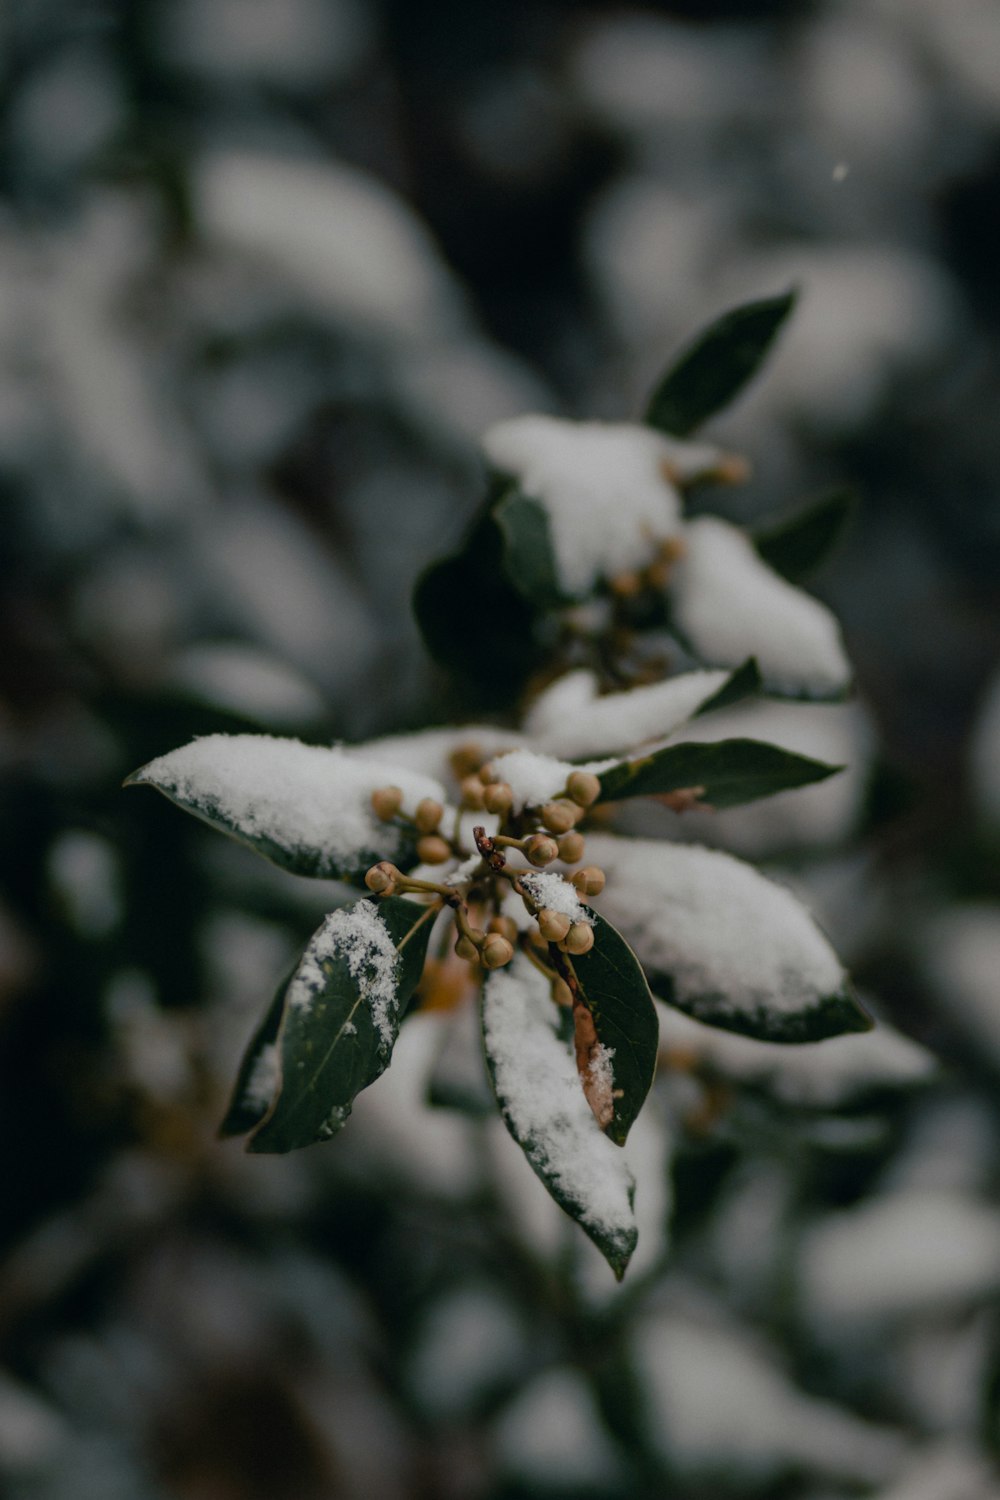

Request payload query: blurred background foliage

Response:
[3,1,1000,1496]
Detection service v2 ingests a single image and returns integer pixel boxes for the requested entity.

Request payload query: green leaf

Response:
[494,489,567,609]
[565,911,659,1146]
[124,734,441,883]
[219,982,287,1138]
[587,833,873,1044]
[413,513,547,704]
[645,291,796,437]
[248,896,436,1153]
[481,954,638,1279]
[597,737,842,808]
[753,490,856,583]
[692,658,762,718]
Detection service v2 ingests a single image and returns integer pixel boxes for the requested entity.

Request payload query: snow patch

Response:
[519,870,592,925]
[526,667,730,760]
[289,901,400,1049]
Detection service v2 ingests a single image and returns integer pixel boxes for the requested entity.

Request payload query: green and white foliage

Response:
[127,297,894,1279]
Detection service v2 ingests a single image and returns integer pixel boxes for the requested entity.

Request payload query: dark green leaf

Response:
[248,896,436,1153]
[481,956,638,1279]
[754,489,857,583]
[645,291,796,437]
[494,489,567,608]
[565,911,659,1146]
[597,737,842,808]
[692,658,762,718]
[124,735,425,884]
[413,513,547,704]
[658,975,872,1044]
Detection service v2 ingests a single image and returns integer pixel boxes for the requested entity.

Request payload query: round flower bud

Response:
[460,776,486,811]
[525,834,559,868]
[571,865,605,897]
[537,908,571,943]
[566,771,602,809]
[562,922,595,955]
[371,786,404,821]
[557,831,586,864]
[364,861,398,895]
[449,742,484,780]
[611,570,642,598]
[481,934,515,970]
[454,933,480,963]
[414,798,444,834]
[552,977,573,1008]
[478,762,499,785]
[540,799,578,834]
[482,781,514,816]
[488,915,519,942]
[416,834,452,864]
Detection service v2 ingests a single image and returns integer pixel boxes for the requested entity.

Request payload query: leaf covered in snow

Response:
[564,910,659,1145]
[588,834,870,1042]
[670,516,852,699]
[246,896,435,1153]
[645,290,796,437]
[481,954,638,1279]
[125,734,447,883]
[596,736,842,809]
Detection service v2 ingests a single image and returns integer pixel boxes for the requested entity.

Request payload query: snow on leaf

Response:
[125,733,447,882]
[587,834,870,1042]
[481,414,684,598]
[524,667,731,760]
[670,516,851,698]
[481,953,638,1279]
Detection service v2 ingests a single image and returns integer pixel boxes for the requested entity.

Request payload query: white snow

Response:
[922,905,1000,1066]
[800,1190,1000,1325]
[588,834,845,1027]
[132,734,447,877]
[657,1002,935,1108]
[525,667,730,760]
[346,724,523,786]
[518,870,592,925]
[670,516,851,696]
[167,642,326,727]
[491,747,613,810]
[407,1286,528,1420]
[868,1442,1000,1500]
[47,830,122,939]
[243,1042,280,1113]
[632,1306,904,1484]
[289,902,399,1049]
[482,955,636,1254]
[493,1366,624,1487]
[195,149,465,342]
[481,414,685,597]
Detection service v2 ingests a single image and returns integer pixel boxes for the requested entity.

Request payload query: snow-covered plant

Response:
[126,294,871,1280]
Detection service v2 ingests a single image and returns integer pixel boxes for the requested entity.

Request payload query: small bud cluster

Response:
[364,754,608,991]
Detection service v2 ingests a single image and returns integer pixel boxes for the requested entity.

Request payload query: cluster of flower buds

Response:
[364,755,609,987]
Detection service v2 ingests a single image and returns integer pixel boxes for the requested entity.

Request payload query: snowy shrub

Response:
[127,295,875,1279]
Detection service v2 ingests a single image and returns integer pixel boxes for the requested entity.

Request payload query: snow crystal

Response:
[518,870,592,925]
[482,955,636,1248]
[243,1042,279,1112]
[525,667,730,760]
[800,1189,1000,1325]
[588,834,844,1023]
[133,734,447,877]
[657,1002,935,1108]
[491,747,613,810]
[481,414,685,597]
[288,901,399,1049]
[671,516,851,696]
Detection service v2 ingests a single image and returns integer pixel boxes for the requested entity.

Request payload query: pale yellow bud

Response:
[481,934,515,970]
[537,908,571,943]
[449,742,484,779]
[488,915,518,942]
[460,776,486,810]
[562,922,595,955]
[552,977,573,1008]
[540,799,578,834]
[557,831,586,864]
[416,834,452,864]
[525,834,559,868]
[371,786,404,821]
[482,781,514,816]
[566,771,602,808]
[414,797,444,834]
[571,865,605,897]
[454,933,480,962]
[364,861,398,895]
